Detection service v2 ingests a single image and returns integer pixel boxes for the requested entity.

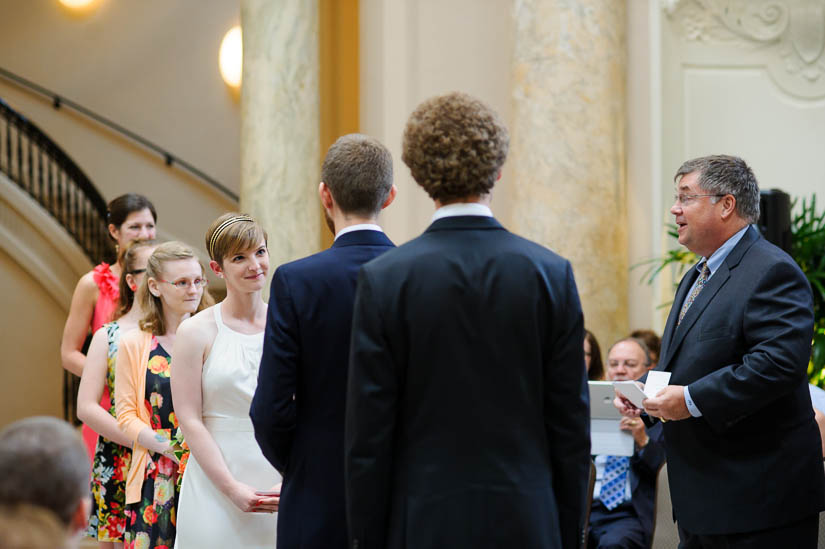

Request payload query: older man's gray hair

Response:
[0,416,89,526]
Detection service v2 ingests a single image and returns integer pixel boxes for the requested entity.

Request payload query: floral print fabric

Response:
[123,337,180,549]
[86,322,132,541]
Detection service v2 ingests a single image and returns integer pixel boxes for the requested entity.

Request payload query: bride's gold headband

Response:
[207,214,254,259]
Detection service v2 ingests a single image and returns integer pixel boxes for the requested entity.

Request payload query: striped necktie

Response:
[678,262,710,326]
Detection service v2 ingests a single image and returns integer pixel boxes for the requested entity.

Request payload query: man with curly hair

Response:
[345,92,590,549]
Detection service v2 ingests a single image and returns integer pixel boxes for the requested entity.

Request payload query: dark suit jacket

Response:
[655,225,825,535]
[250,230,395,549]
[345,216,591,549]
[592,422,665,545]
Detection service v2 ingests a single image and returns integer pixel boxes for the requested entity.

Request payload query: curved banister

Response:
[0,66,239,203]
[0,96,112,264]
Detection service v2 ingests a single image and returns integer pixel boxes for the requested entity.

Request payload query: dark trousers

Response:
[588,500,648,549]
[677,514,818,549]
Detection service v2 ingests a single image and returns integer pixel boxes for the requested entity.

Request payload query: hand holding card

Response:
[613,381,648,408]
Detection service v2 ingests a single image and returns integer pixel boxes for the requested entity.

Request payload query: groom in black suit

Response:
[618,155,825,547]
[345,92,591,549]
[251,134,396,549]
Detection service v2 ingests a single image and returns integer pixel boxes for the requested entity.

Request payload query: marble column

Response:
[508,0,628,348]
[240,0,321,272]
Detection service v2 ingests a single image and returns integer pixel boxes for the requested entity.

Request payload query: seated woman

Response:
[115,242,213,548]
[77,238,156,548]
[172,213,280,548]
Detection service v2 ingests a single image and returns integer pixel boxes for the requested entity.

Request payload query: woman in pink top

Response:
[61,193,157,457]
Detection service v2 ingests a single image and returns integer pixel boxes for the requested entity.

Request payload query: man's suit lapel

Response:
[658,226,760,372]
[658,266,699,371]
[663,264,731,370]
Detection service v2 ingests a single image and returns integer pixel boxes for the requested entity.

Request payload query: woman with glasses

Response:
[77,238,157,549]
[171,213,280,548]
[114,241,213,548]
[61,193,157,460]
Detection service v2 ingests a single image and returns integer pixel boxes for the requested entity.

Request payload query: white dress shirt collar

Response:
[431,202,493,222]
[334,223,383,241]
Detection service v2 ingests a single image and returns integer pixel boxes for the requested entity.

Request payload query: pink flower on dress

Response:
[157,455,177,477]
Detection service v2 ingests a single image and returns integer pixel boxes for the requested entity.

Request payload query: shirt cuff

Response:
[683,386,702,417]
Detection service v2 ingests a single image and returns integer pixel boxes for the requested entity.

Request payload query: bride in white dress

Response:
[172,214,280,548]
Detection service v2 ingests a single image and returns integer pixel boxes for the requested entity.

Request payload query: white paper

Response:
[643,371,672,399]
[590,419,634,456]
[613,381,648,408]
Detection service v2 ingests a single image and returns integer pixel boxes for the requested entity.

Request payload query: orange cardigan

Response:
[114,329,154,505]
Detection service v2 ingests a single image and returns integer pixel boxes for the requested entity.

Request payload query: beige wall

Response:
[0,0,241,422]
[0,0,240,252]
[360,0,515,244]
[0,246,66,426]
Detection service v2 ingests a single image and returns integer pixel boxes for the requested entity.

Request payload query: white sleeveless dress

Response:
[174,303,280,548]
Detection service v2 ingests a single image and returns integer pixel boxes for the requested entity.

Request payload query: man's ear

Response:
[319,182,334,210]
[381,185,398,210]
[720,194,737,220]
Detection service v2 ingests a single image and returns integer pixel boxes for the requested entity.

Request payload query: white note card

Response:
[643,371,672,399]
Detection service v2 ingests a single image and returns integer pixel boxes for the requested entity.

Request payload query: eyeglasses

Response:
[156,278,208,290]
[608,360,642,369]
[673,193,726,206]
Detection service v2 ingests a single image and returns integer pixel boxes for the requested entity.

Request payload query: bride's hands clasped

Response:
[229,481,279,513]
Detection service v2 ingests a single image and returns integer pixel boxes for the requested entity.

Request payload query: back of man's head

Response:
[402,91,509,203]
[321,133,393,217]
[0,417,89,529]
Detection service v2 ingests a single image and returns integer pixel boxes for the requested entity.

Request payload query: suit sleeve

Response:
[345,267,397,548]
[631,422,665,477]
[688,259,815,430]
[543,261,591,549]
[250,266,300,473]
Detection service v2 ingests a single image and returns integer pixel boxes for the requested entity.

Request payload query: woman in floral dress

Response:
[78,239,156,548]
[62,193,157,459]
[115,242,213,548]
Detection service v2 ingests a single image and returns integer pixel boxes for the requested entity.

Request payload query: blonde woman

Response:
[115,242,213,548]
[78,239,156,548]
[172,214,280,548]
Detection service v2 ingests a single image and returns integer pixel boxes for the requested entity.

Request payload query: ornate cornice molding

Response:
[664,0,825,98]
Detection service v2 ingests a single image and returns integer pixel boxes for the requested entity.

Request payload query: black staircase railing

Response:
[0,96,113,427]
[0,96,112,264]
[0,66,238,203]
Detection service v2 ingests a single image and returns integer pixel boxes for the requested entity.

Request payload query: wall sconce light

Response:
[58,0,99,9]
[219,25,243,89]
